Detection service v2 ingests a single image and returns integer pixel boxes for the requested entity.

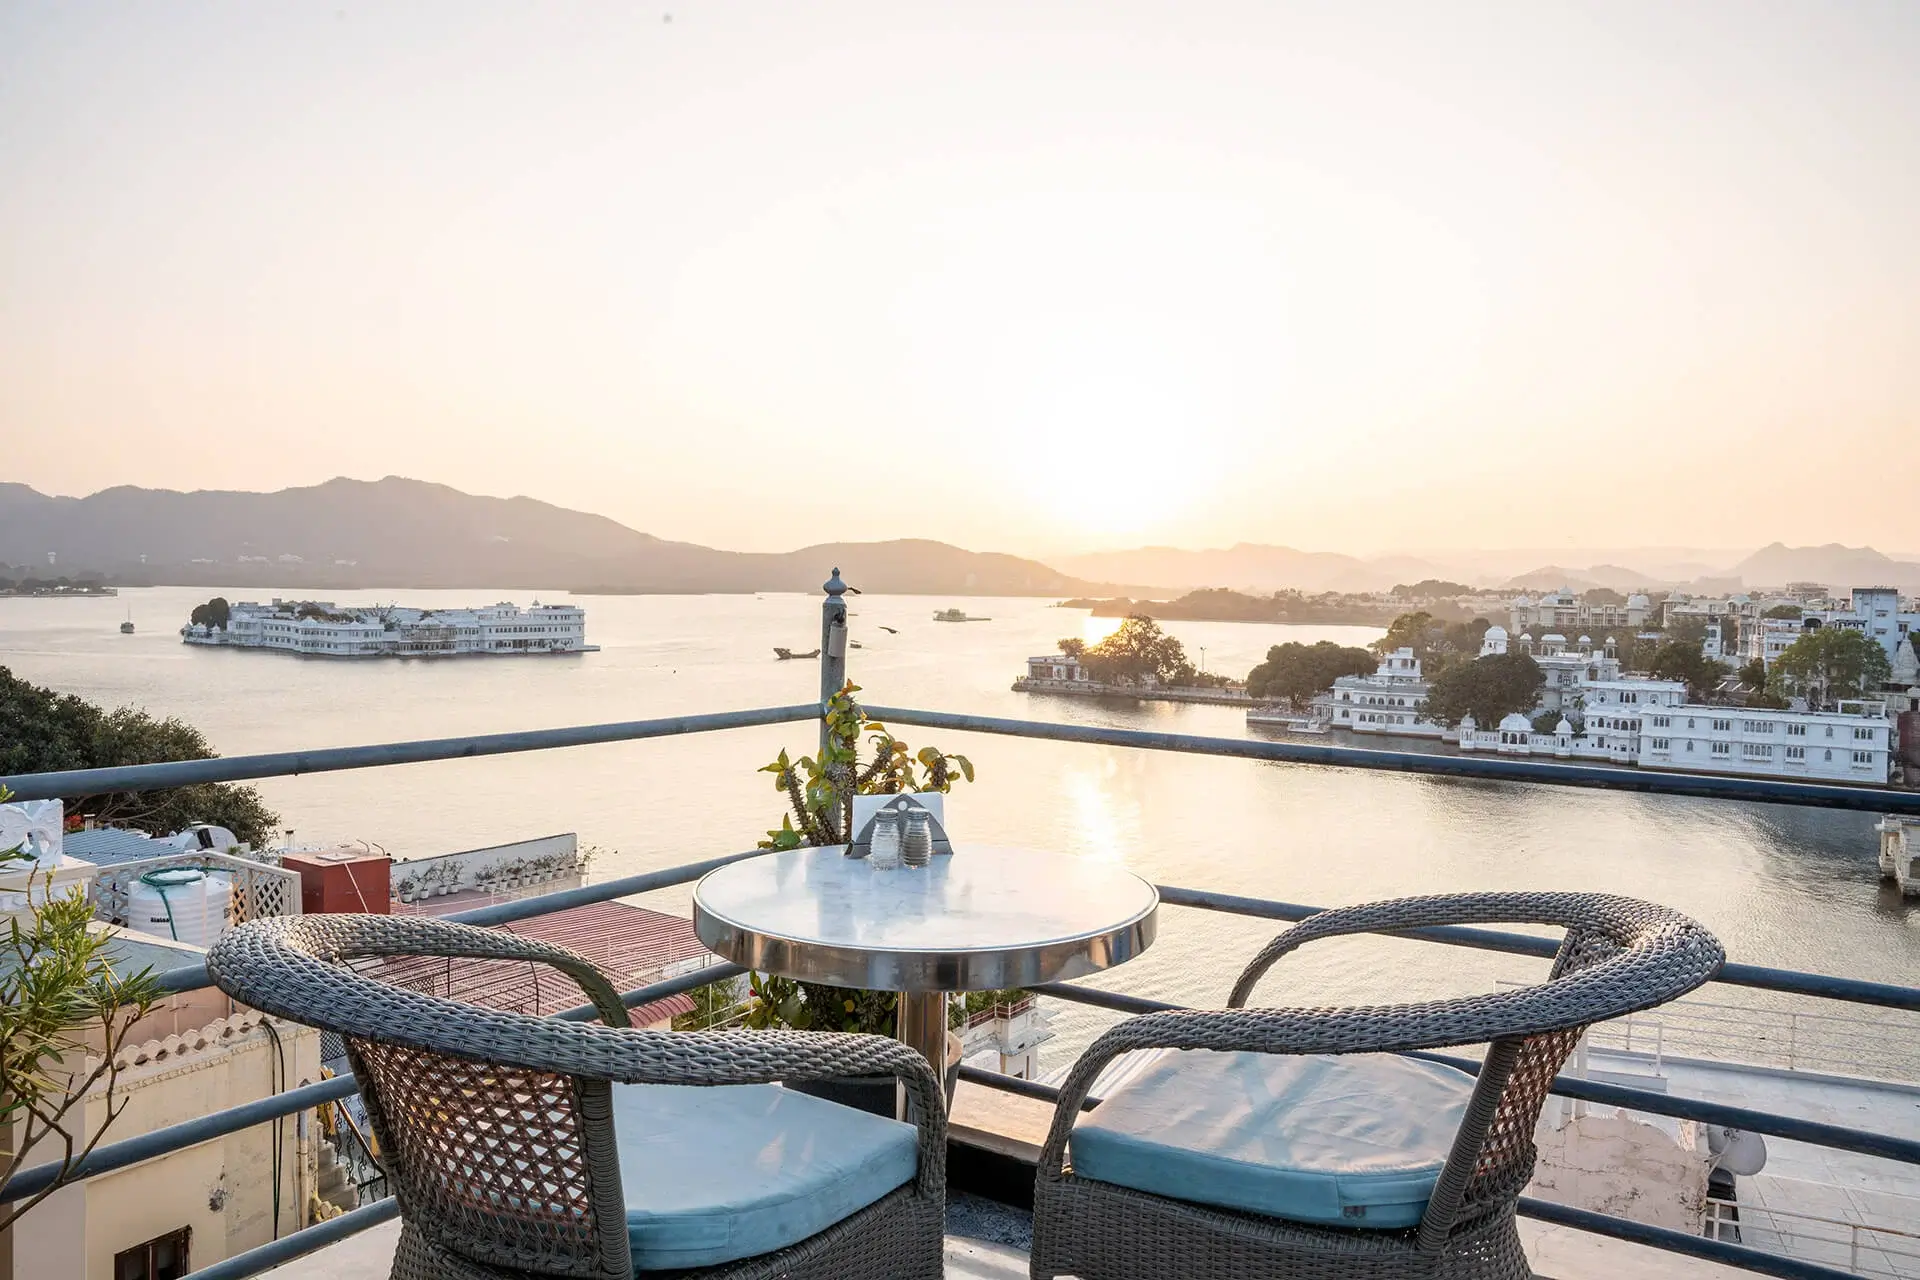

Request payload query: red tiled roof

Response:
[365,900,714,1024]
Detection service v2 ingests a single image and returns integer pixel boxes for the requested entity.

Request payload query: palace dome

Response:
[1498,712,1533,733]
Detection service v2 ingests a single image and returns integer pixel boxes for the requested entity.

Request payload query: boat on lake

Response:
[120,608,135,634]
[933,608,990,622]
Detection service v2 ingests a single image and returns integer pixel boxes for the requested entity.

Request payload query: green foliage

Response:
[1055,637,1085,659]
[1763,604,1805,620]
[188,596,231,629]
[1768,628,1891,710]
[1421,653,1546,728]
[0,667,279,845]
[1648,642,1730,702]
[1079,615,1194,686]
[1531,710,1566,735]
[1372,612,1492,679]
[749,682,974,1035]
[1583,587,1628,606]
[1614,634,1659,674]
[1246,641,1377,707]
[1390,580,1477,599]
[0,786,165,1232]
[1737,659,1768,689]
[1661,615,1711,648]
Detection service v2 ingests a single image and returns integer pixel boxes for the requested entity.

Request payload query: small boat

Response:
[773,647,822,661]
[933,608,991,622]
[120,610,135,635]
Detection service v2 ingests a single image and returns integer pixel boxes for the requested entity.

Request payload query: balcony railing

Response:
[4,584,1919,1280]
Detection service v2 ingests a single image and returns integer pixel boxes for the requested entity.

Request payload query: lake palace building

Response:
[181,600,593,657]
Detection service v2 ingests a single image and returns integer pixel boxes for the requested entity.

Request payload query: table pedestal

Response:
[896,991,949,1117]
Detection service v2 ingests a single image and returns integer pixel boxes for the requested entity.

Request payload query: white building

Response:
[1460,683,1893,784]
[1745,617,1806,668]
[181,600,594,657]
[1327,647,1439,736]
[1023,654,1091,686]
[1801,587,1920,665]
[1509,591,1651,636]
[1480,628,1624,713]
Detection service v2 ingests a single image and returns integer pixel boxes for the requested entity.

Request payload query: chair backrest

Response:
[205,914,636,1280]
[349,1034,629,1279]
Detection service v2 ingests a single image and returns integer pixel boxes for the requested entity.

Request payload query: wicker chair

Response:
[1030,892,1724,1280]
[206,914,947,1280]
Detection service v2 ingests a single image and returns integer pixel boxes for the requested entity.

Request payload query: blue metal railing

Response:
[2,680,1915,1278]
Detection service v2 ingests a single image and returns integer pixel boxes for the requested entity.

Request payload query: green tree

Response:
[1390,579,1476,599]
[1583,587,1627,606]
[1080,615,1194,686]
[1762,604,1805,620]
[0,667,279,844]
[1768,628,1892,710]
[1372,611,1492,679]
[188,596,231,630]
[1245,641,1377,707]
[1615,635,1658,674]
[1055,637,1085,659]
[1,798,165,1232]
[1647,642,1729,702]
[1420,653,1546,728]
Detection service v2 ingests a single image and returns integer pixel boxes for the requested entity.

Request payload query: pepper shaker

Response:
[902,808,933,867]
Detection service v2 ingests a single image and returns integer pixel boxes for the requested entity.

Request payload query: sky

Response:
[2,2,1916,557]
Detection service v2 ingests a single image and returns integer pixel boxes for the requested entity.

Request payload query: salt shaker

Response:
[869,809,903,870]
[901,808,933,867]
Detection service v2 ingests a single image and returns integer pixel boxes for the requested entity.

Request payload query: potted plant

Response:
[744,682,973,1115]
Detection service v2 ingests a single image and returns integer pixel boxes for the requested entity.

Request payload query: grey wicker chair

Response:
[206,913,947,1280]
[1030,892,1723,1280]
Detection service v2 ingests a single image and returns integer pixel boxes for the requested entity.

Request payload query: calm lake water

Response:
[3,586,1914,1064]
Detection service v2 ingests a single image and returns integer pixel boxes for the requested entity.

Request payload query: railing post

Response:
[819,567,849,756]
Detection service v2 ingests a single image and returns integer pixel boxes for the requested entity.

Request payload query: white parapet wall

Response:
[390,832,585,904]
[1881,818,1919,897]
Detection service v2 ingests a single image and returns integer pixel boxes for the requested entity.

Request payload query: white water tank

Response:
[126,867,234,949]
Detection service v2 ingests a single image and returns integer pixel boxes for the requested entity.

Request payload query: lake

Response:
[3,585,1914,1065]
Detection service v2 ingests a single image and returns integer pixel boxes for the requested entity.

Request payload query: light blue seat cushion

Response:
[1070,1051,1475,1230]
[610,1083,917,1270]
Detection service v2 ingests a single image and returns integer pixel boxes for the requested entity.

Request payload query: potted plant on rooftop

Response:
[742,682,974,1115]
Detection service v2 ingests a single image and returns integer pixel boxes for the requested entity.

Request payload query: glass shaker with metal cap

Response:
[868,807,903,870]
[901,807,933,867]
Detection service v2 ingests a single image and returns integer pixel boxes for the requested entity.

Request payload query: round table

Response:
[692,844,1159,1076]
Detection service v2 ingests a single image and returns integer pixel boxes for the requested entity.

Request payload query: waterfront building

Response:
[1744,616,1806,668]
[1481,628,1623,713]
[181,599,593,657]
[1023,653,1091,686]
[1508,591,1651,636]
[1326,647,1439,736]
[1800,586,1920,664]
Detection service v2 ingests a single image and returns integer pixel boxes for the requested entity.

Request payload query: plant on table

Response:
[739,681,974,1035]
[0,785,164,1232]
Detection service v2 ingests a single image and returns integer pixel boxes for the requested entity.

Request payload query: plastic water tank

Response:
[126,867,234,949]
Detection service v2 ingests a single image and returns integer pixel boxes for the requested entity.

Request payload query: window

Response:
[1787,724,1806,736]
[116,1228,190,1280]
[1825,726,1834,738]
[1785,746,1805,761]
[1854,751,1874,765]
[1652,716,1670,728]
[1651,738,1670,751]
[1750,721,1774,734]
[1687,718,1696,729]
[1711,742,1730,756]
[1743,744,1772,760]
[1712,719,1732,732]
[1825,749,1833,761]
[1854,727,1874,740]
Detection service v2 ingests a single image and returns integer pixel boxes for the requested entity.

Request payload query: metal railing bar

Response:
[957,1063,1102,1111]
[0,1070,361,1204]
[186,1197,401,1280]
[1024,982,1920,1166]
[957,1067,1862,1280]
[0,703,819,801]
[1516,1196,1860,1280]
[1,966,734,1204]
[150,847,768,997]
[863,706,1920,817]
[1156,886,1920,1012]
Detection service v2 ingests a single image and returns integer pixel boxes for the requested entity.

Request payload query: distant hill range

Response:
[0,478,1118,596]
[5,478,1915,597]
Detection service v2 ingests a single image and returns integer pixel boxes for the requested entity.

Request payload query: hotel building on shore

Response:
[181,600,594,657]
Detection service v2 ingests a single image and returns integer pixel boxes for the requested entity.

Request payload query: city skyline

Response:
[4,2,1916,555]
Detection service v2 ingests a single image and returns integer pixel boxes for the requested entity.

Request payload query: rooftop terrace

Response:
[5,574,1919,1280]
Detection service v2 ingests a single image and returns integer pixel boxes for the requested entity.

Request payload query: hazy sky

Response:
[3,2,1915,556]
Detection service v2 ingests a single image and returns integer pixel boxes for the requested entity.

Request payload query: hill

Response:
[1051,543,1443,594]
[1730,542,1920,592]
[0,478,1113,596]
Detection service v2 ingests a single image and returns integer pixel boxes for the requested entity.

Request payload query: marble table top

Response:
[692,844,1158,992]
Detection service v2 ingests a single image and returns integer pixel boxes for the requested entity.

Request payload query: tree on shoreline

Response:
[1420,653,1545,727]
[1769,628,1890,710]
[1246,642,1377,707]
[0,668,278,844]
[1077,616,1196,687]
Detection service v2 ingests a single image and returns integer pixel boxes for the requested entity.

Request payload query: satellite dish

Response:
[1707,1126,1768,1176]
